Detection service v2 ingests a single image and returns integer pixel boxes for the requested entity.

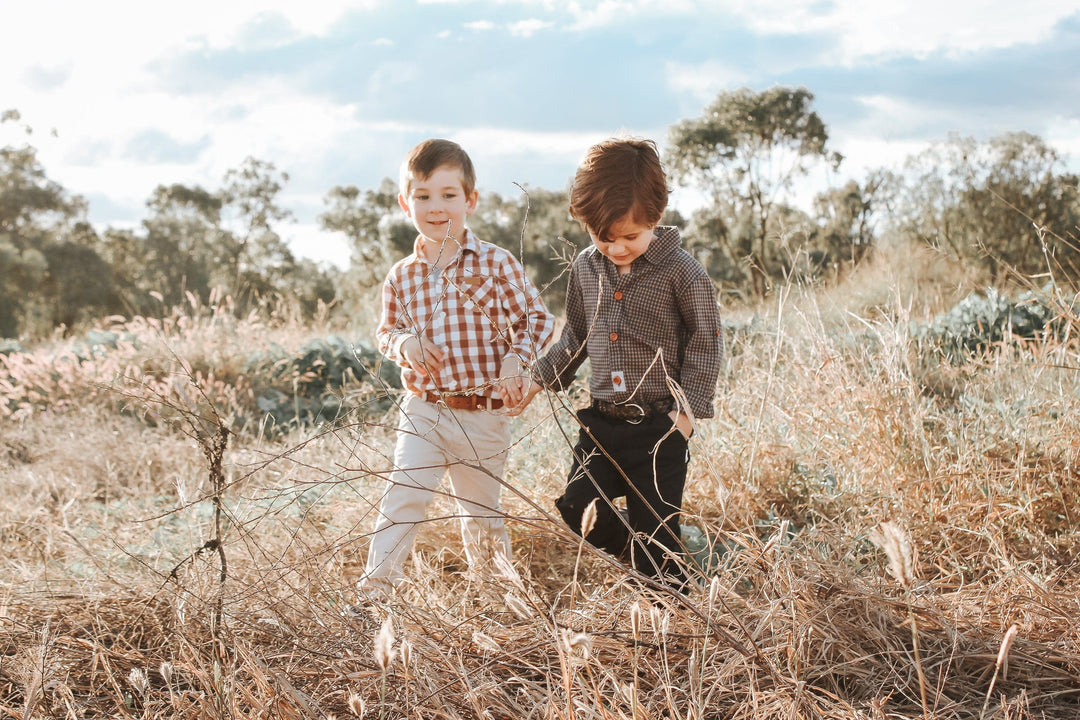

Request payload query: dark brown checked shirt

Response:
[533,226,723,419]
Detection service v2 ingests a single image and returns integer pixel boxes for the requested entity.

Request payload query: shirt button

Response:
[613,291,623,300]
[609,332,618,342]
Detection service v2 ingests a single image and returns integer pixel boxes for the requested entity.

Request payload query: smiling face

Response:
[398,164,478,245]
[589,213,657,273]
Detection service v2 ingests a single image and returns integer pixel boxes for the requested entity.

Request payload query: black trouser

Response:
[555,407,689,586]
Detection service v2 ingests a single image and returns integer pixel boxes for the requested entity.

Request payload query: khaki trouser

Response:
[359,393,513,596]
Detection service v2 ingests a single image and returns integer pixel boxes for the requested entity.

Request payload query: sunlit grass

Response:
[2,257,1079,718]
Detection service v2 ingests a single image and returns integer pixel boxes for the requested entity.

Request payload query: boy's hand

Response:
[503,378,542,416]
[498,355,526,410]
[401,336,445,377]
[668,410,694,440]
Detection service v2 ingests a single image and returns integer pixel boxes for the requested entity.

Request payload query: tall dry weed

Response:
[2,263,1080,718]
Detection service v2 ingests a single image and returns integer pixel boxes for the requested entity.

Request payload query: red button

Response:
[614,291,623,300]
[609,332,618,342]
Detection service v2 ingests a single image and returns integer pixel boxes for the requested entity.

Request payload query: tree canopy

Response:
[3,94,1079,339]
[667,86,842,296]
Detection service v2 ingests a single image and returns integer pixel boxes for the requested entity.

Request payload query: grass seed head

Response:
[868,520,915,589]
[347,691,366,717]
[996,624,1019,680]
[568,631,592,658]
[159,661,173,685]
[708,576,721,607]
[473,630,501,654]
[581,498,598,538]
[505,592,533,620]
[128,667,148,695]
[374,616,395,671]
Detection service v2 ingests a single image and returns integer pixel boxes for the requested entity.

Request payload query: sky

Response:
[3,0,1078,268]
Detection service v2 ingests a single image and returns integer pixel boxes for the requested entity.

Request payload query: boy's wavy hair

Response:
[569,137,669,242]
[399,138,477,197]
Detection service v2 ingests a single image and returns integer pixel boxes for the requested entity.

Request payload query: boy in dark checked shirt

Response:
[521,137,723,588]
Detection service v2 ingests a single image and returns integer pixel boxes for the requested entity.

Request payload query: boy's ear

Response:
[465,190,479,215]
[398,193,411,215]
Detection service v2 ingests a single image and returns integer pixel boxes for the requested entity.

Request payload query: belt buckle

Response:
[624,402,646,423]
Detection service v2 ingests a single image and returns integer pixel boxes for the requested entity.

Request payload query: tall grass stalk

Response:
[4,260,1080,718]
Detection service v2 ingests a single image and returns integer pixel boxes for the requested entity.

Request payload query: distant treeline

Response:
[2,88,1078,340]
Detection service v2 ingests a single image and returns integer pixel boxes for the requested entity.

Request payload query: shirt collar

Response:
[405,228,480,266]
[641,225,681,264]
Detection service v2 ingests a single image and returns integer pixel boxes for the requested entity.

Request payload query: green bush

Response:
[911,285,1077,360]
[245,335,401,430]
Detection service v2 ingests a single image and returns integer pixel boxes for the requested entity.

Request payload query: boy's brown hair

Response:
[399,138,477,197]
[569,137,669,242]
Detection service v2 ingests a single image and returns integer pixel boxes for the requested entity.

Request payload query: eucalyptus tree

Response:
[319,177,412,285]
[667,87,841,296]
[218,156,310,313]
[138,183,224,308]
[894,132,1080,284]
[1,109,106,336]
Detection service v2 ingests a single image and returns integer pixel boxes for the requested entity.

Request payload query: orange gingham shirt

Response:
[376,229,555,399]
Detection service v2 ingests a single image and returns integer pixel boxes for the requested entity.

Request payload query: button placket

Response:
[609,277,627,396]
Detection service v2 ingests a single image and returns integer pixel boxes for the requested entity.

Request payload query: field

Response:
[2,246,1079,719]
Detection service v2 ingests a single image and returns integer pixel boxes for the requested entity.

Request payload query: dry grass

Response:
[2,259,1080,719]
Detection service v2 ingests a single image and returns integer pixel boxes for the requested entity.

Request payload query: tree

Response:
[220,157,298,311]
[667,87,841,296]
[41,235,117,329]
[0,236,46,337]
[807,173,886,274]
[137,183,224,308]
[319,178,414,288]
[0,110,93,336]
[894,132,1080,284]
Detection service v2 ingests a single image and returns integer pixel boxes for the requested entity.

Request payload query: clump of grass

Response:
[3,265,1080,718]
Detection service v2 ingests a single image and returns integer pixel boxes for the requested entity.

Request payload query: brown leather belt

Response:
[422,391,504,411]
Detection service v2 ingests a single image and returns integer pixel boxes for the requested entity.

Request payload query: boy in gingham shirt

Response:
[357,139,554,602]
[523,137,723,588]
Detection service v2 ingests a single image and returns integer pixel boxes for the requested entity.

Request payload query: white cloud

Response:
[847,94,972,142]
[287,222,351,269]
[450,126,609,191]
[451,126,606,155]
[465,20,496,30]
[508,18,554,36]
[563,0,697,29]
[665,60,750,104]
[1045,116,1080,169]
[13,73,368,223]
[723,0,1078,63]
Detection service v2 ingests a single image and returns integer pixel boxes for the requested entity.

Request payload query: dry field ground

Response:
[2,247,1079,719]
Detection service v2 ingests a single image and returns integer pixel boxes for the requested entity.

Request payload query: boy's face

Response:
[398,164,478,244]
[589,214,657,271]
